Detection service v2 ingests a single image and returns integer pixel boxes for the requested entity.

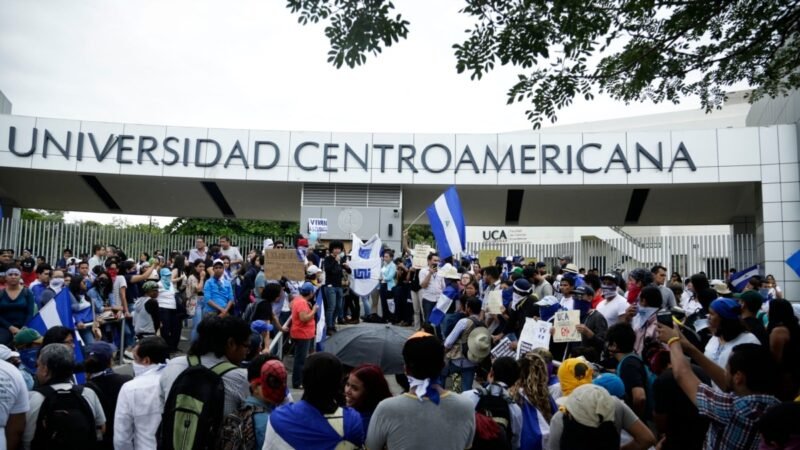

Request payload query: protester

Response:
[204,259,234,317]
[24,343,106,449]
[323,241,350,329]
[160,315,250,419]
[379,249,397,323]
[419,252,445,325]
[738,290,769,346]
[345,363,393,436]
[188,238,208,264]
[596,273,629,327]
[557,357,594,397]
[265,352,364,449]
[0,268,35,346]
[28,265,51,306]
[218,236,243,271]
[366,332,475,450]
[703,298,761,389]
[113,336,170,450]
[551,285,608,362]
[0,355,29,450]
[510,352,553,449]
[626,268,653,305]
[652,354,711,450]
[84,341,132,449]
[13,328,42,385]
[606,323,651,420]
[547,384,656,450]
[766,298,800,401]
[444,298,489,392]
[657,323,780,450]
[757,402,800,449]
[221,354,287,450]
[650,264,677,308]
[289,281,318,389]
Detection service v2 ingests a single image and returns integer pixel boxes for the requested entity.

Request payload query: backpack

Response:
[616,353,657,419]
[471,384,513,450]
[31,385,97,450]
[217,404,265,450]
[159,355,239,450]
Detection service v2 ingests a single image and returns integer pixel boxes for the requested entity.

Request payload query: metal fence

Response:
[464,233,756,281]
[0,219,295,264]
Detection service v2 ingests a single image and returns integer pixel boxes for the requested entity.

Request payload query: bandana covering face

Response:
[626,283,641,304]
[407,376,440,405]
[49,278,65,293]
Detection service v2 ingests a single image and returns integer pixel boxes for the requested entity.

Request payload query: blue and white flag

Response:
[426,187,466,260]
[27,289,85,381]
[520,398,550,450]
[731,265,760,292]
[428,284,459,326]
[315,286,326,350]
[787,248,800,279]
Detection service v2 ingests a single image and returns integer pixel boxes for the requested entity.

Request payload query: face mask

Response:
[132,362,150,377]
[19,348,38,374]
[601,285,616,299]
[633,306,659,329]
[49,278,65,291]
[574,299,591,320]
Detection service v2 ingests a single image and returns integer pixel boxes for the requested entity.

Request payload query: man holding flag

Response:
[425,186,467,261]
[27,288,86,381]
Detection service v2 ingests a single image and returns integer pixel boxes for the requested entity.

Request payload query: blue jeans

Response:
[292,338,312,388]
[360,295,371,317]
[78,328,95,346]
[445,361,476,393]
[325,287,344,325]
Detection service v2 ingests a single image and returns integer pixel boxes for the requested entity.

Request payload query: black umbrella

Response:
[322,323,414,374]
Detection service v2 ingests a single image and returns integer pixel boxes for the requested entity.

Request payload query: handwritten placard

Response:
[264,249,306,281]
[412,244,432,269]
[491,336,516,359]
[553,310,582,343]
[517,318,552,359]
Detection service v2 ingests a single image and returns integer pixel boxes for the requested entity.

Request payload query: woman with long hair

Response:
[186,260,207,341]
[0,268,35,345]
[345,363,393,435]
[513,352,555,449]
[69,274,99,345]
[767,299,800,400]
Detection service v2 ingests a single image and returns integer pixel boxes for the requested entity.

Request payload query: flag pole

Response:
[403,209,427,233]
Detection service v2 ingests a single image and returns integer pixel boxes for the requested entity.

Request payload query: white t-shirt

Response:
[113,275,128,307]
[418,267,445,301]
[156,286,177,309]
[704,332,761,390]
[220,246,243,267]
[595,295,629,327]
[0,360,29,450]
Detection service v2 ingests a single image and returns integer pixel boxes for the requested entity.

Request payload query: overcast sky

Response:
[1,0,716,225]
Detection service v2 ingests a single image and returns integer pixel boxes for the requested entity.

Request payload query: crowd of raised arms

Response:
[0,233,798,450]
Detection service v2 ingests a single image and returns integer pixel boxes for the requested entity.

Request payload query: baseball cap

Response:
[299,282,316,296]
[13,328,43,346]
[535,261,547,268]
[0,344,20,360]
[250,320,274,334]
[258,360,288,405]
[563,263,579,274]
[142,281,159,292]
[212,258,224,266]
[601,273,616,281]
[511,267,524,277]
[87,341,117,366]
[306,265,322,276]
[574,285,595,298]
[710,298,741,320]
[593,373,625,399]
[512,278,532,295]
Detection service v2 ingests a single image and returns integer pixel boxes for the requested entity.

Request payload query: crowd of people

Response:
[0,234,798,449]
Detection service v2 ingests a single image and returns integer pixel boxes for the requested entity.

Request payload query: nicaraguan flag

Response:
[731,265,760,292]
[787,249,800,278]
[521,398,551,450]
[426,187,466,260]
[27,289,85,382]
[315,286,326,350]
[428,285,459,326]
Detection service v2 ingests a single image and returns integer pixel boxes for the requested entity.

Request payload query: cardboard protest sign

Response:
[264,249,306,281]
[412,244,432,269]
[553,310,582,343]
[516,318,552,359]
[485,290,504,314]
[478,249,501,268]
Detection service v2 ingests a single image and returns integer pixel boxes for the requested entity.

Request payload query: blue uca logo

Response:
[353,268,371,279]
[358,247,371,259]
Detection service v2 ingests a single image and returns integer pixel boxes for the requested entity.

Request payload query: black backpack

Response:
[471,384,513,450]
[159,355,238,450]
[31,385,97,450]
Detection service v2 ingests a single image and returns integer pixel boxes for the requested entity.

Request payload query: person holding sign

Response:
[550,285,608,362]
[203,259,234,317]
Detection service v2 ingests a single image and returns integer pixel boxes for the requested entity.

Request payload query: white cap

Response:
[306,265,322,276]
[263,238,274,250]
[212,258,225,266]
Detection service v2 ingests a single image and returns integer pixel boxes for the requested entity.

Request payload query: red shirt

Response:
[290,296,315,340]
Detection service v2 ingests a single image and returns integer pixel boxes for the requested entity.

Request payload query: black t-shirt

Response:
[743,316,769,347]
[653,366,710,450]
[87,372,133,448]
[323,255,346,288]
[617,355,647,414]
